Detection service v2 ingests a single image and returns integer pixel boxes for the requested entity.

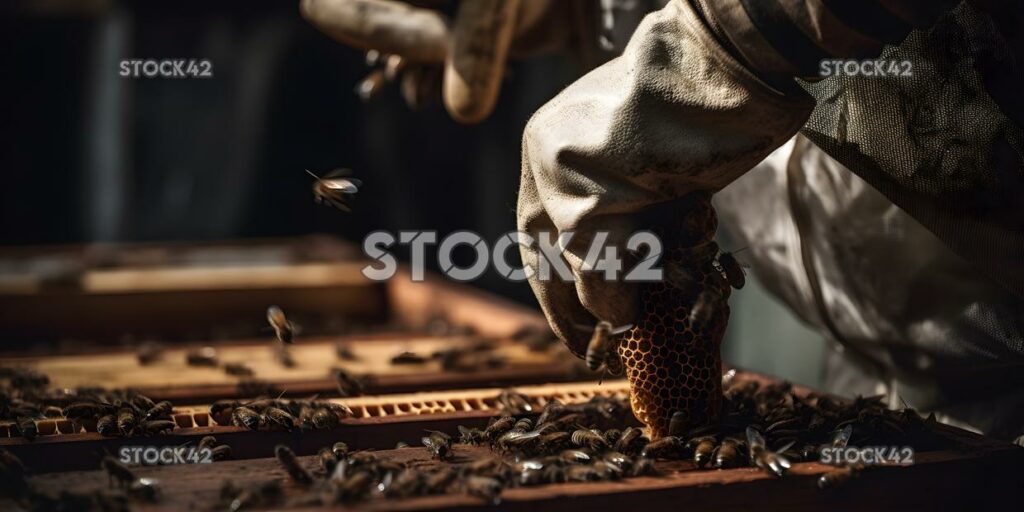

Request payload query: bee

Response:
[496,429,541,453]
[668,411,688,437]
[558,449,592,464]
[223,363,254,378]
[186,347,219,367]
[571,429,608,451]
[496,389,533,414]
[16,417,37,440]
[318,447,339,474]
[464,476,502,505]
[390,351,428,365]
[211,445,232,461]
[64,401,108,422]
[132,394,157,412]
[631,457,657,476]
[716,250,748,289]
[832,424,853,448]
[209,400,239,418]
[422,430,453,460]
[335,342,358,361]
[458,425,486,445]
[746,427,791,477]
[614,427,646,454]
[332,442,350,459]
[101,455,136,488]
[263,407,296,431]
[566,464,601,482]
[143,401,173,422]
[482,416,516,442]
[306,168,362,213]
[136,341,164,366]
[127,477,160,502]
[641,436,683,459]
[231,406,262,430]
[424,467,458,494]
[142,420,175,435]
[274,445,313,485]
[311,408,340,429]
[593,460,624,480]
[198,435,218,451]
[118,408,138,436]
[818,463,865,490]
[331,471,373,502]
[690,436,718,467]
[578,321,633,382]
[538,431,570,452]
[274,344,296,368]
[513,418,533,432]
[713,438,743,468]
[331,368,363,397]
[97,415,118,437]
[266,306,296,344]
[42,406,63,418]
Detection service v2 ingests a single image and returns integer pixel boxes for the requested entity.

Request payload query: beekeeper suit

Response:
[517,0,1024,438]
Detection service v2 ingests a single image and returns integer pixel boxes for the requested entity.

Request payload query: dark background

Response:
[0,0,582,303]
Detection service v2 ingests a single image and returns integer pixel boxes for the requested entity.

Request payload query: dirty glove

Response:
[517,0,814,357]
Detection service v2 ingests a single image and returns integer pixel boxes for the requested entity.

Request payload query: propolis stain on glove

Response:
[618,194,731,439]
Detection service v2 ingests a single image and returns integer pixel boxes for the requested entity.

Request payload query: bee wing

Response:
[745,426,765,448]
[832,424,853,448]
[321,179,360,193]
[609,324,634,336]
[775,440,796,454]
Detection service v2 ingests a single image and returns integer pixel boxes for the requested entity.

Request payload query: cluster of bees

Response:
[0,367,179,440]
[209,395,354,431]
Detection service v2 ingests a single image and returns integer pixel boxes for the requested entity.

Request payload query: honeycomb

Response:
[618,194,730,439]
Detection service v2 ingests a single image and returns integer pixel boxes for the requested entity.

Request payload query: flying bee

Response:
[746,427,792,477]
[274,445,313,485]
[231,406,262,430]
[223,363,254,378]
[186,346,219,367]
[266,306,296,344]
[101,456,136,488]
[97,415,118,437]
[422,430,453,460]
[306,168,362,213]
[577,321,633,382]
[715,249,749,289]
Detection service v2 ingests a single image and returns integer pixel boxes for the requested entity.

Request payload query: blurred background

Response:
[0,0,826,388]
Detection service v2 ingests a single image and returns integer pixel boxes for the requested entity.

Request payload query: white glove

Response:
[517,0,814,356]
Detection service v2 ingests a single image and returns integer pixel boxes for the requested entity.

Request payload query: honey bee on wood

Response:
[482,416,516,442]
[63,402,109,422]
[267,306,297,344]
[143,401,173,422]
[97,415,118,437]
[692,436,717,467]
[712,437,744,468]
[496,388,533,414]
[306,168,362,213]
[746,427,792,477]
[641,436,683,459]
[464,476,502,505]
[223,363,254,378]
[232,406,262,430]
[715,249,749,290]
[16,417,36,440]
[274,445,313,485]
[101,455,136,488]
[390,351,429,365]
[571,429,609,451]
[118,408,138,436]
[142,420,175,435]
[422,430,453,460]
[311,408,340,429]
[577,321,633,382]
[186,346,219,367]
[263,407,296,432]
[615,427,647,455]
[136,341,164,366]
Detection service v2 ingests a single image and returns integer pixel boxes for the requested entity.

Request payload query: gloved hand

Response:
[300,0,577,122]
[517,0,814,358]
